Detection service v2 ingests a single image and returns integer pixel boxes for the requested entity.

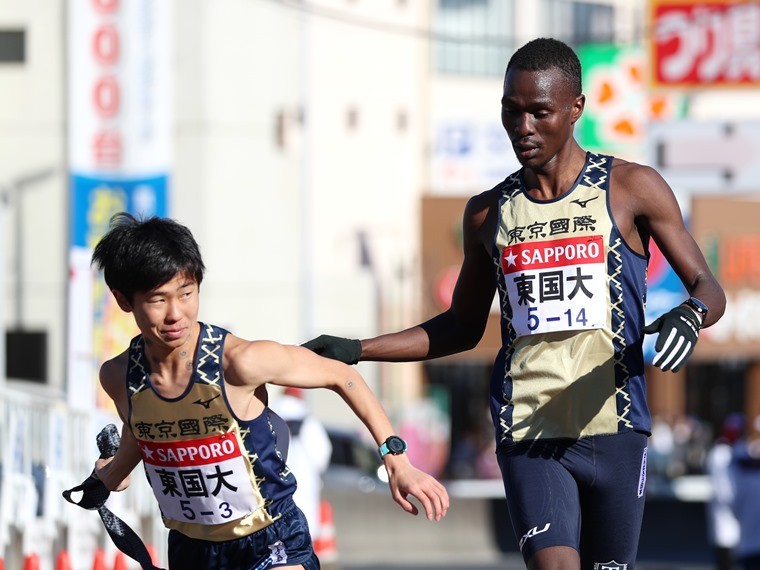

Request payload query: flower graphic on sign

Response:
[577,43,685,160]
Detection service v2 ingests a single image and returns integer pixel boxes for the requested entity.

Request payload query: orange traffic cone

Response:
[92,548,107,570]
[313,499,338,563]
[22,553,40,570]
[0,556,4,570]
[147,544,159,566]
[113,551,128,570]
[56,550,72,570]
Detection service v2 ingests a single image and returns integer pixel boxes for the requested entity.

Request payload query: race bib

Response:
[139,432,259,525]
[502,235,607,336]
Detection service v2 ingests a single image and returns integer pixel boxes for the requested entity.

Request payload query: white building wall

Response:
[0,2,66,388]
[301,1,432,410]
[172,0,304,345]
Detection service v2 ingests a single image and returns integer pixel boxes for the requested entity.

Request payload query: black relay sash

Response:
[63,424,163,570]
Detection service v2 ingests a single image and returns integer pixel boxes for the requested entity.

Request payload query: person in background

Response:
[730,417,760,570]
[705,413,743,570]
[273,387,333,543]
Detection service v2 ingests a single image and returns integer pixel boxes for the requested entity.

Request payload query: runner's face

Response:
[501,67,583,169]
[126,273,199,349]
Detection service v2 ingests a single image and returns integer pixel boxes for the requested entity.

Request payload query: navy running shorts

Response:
[168,506,321,570]
[497,430,648,568]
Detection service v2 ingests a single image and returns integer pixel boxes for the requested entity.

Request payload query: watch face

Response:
[688,297,708,314]
[386,436,407,454]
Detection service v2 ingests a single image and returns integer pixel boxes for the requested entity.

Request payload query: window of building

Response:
[434,0,516,77]
[0,30,25,63]
[540,0,615,45]
[396,109,408,133]
[346,106,359,131]
[434,1,617,77]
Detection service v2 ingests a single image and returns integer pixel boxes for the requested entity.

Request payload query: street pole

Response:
[8,168,57,331]
[300,10,313,342]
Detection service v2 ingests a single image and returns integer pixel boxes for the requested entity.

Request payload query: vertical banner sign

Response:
[650,0,760,88]
[67,0,172,411]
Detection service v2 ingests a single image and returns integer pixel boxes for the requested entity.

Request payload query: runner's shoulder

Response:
[99,350,129,401]
[610,157,667,191]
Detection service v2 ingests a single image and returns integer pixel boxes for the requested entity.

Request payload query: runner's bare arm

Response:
[622,164,725,327]
[94,355,144,491]
[229,341,450,520]
[361,191,499,361]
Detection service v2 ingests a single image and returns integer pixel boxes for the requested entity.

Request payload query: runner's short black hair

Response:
[91,212,205,301]
[506,38,582,96]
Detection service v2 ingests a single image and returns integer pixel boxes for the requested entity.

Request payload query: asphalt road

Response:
[324,485,716,570]
[338,554,713,570]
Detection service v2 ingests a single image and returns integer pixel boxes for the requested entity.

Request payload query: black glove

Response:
[643,305,701,372]
[302,334,362,365]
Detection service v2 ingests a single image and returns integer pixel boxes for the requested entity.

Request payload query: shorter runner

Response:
[91,213,449,570]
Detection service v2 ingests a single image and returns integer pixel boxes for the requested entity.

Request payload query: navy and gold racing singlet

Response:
[127,323,295,541]
[490,153,651,443]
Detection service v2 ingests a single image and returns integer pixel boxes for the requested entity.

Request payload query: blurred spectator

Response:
[730,419,760,570]
[672,415,714,477]
[272,387,333,540]
[706,413,743,570]
[649,415,676,479]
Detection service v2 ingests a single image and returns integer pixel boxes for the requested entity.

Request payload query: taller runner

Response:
[304,38,725,569]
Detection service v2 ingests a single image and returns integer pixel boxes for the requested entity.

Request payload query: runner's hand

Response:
[382,455,449,521]
[301,334,362,365]
[643,305,701,372]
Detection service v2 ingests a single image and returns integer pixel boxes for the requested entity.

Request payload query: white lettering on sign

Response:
[653,2,760,86]
[502,235,607,336]
[139,433,259,525]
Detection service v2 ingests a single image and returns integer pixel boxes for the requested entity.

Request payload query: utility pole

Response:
[0,167,56,386]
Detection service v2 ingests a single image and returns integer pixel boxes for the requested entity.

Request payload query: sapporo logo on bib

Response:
[502,234,607,336]
[139,432,259,524]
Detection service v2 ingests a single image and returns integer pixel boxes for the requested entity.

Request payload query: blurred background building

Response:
[2,0,760,568]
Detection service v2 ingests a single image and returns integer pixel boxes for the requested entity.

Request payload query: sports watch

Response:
[683,296,709,326]
[378,435,407,459]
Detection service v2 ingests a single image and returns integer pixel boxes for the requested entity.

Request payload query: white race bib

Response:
[140,432,259,524]
[502,235,607,336]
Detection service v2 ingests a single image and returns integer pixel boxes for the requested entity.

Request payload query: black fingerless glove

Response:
[302,334,362,365]
[643,305,701,372]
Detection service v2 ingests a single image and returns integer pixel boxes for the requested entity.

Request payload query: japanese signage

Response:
[430,119,518,195]
[67,0,172,410]
[140,433,258,524]
[502,236,606,336]
[650,0,760,88]
[691,196,760,359]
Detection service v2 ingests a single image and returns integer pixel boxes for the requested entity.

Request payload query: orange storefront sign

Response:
[691,196,760,359]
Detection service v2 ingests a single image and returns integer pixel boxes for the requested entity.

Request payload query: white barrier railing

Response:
[1,380,167,570]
